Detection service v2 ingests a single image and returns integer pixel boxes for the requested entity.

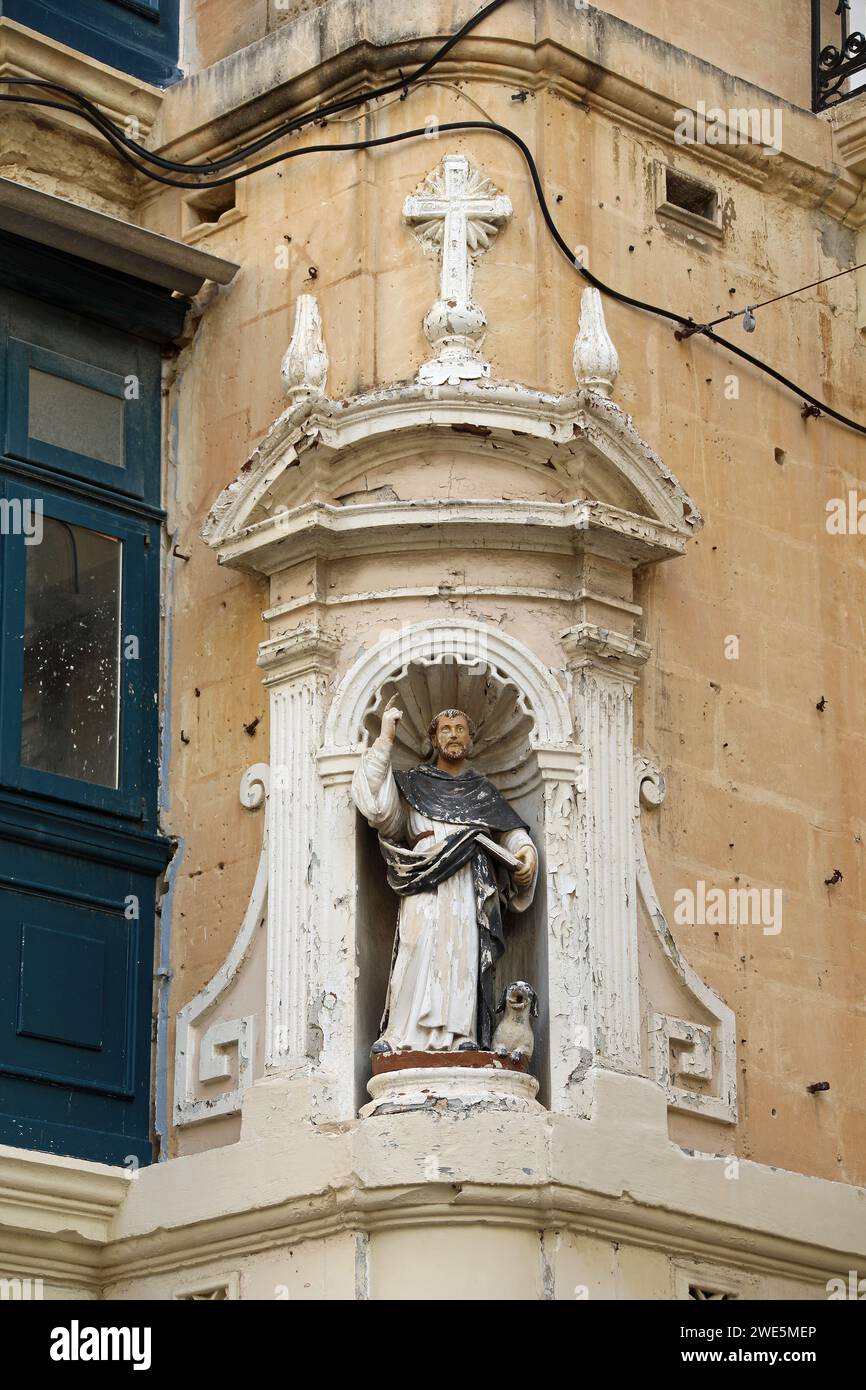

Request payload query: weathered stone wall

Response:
[589,0,814,108]
[142,1,866,1181]
[182,0,819,109]
[183,0,330,71]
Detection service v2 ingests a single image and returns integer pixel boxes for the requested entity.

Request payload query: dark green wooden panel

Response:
[0,233,188,344]
[0,277,171,1167]
[2,891,134,1095]
[0,0,180,86]
[0,835,157,1165]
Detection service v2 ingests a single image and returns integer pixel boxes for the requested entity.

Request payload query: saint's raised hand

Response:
[380,697,403,745]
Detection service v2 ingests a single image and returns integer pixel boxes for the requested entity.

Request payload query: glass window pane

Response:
[28,368,125,468]
[21,518,122,788]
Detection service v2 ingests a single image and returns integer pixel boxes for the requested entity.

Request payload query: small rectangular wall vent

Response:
[183,184,240,241]
[665,170,718,222]
[654,163,723,240]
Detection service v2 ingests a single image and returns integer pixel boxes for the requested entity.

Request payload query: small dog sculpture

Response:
[492,981,538,1064]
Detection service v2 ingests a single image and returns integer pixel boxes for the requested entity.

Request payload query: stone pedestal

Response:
[361,1064,541,1117]
[370,1048,528,1075]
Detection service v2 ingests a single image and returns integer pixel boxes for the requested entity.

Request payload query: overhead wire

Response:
[0,0,510,177]
[697,260,866,330]
[0,0,863,437]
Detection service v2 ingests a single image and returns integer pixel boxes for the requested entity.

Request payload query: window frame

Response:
[5,337,146,499]
[0,477,158,820]
[0,233,187,1169]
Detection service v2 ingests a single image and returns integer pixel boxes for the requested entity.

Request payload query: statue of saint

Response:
[351,704,538,1056]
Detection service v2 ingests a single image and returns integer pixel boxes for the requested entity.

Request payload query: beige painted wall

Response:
[143,1,866,1185]
[182,0,820,109]
[590,0,815,108]
[2,0,854,1186]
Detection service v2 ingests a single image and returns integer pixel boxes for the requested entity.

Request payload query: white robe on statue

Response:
[352,736,538,1051]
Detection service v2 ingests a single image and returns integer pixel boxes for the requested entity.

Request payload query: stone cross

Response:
[404,154,512,385]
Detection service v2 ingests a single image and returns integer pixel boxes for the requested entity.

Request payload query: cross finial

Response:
[404,154,512,386]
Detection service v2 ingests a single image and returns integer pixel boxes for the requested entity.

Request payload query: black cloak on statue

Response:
[377,764,530,1049]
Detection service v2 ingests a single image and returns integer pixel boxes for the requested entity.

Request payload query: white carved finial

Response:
[573,287,619,397]
[281,294,329,400]
[404,153,512,386]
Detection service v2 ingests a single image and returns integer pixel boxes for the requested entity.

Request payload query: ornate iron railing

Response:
[814,1,866,110]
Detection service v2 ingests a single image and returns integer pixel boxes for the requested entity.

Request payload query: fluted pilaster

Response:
[259,627,339,1072]
[562,624,650,1077]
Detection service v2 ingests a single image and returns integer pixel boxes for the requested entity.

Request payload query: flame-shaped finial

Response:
[573,287,619,397]
[281,294,329,400]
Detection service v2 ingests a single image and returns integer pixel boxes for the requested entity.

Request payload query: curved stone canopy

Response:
[203,379,702,576]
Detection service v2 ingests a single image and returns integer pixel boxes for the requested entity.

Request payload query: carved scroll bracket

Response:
[634,756,737,1124]
[174,764,269,1126]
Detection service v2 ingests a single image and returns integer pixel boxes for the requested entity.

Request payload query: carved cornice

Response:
[0,18,162,132]
[217,497,690,577]
[532,745,583,783]
[561,623,652,679]
[827,95,866,181]
[258,626,341,684]
[95,1085,866,1290]
[0,1139,130,1262]
[315,748,361,787]
[4,1108,857,1295]
[99,1179,863,1291]
[147,2,851,219]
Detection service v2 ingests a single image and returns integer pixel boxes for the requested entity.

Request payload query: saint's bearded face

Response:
[433,714,472,763]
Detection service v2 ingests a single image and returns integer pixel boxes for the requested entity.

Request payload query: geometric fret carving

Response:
[173,764,268,1126]
[634,756,737,1124]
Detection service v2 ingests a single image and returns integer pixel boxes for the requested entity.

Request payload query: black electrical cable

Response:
[0,0,510,176]
[1,8,863,437]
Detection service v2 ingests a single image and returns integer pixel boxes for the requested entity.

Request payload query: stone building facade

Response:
[0,0,864,1300]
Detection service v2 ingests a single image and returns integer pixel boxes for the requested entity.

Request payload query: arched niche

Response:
[187,248,734,1136]
[321,619,577,1112]
[324,619,573,750]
